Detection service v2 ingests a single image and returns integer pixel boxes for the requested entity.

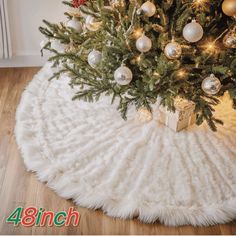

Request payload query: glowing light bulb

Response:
[204,41,218,54]
[136,56,141,62]
[192,0,208,10]
[177,69,187,79]
[133,28,143,39]
[206,43,214,50]
[153,72,160,76]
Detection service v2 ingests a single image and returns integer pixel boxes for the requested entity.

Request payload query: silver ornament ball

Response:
[67,17,83,32]
[136,34,152,53]
[223,31,236,48]
[114,66,133,85]
[183,21,204,43]
[88,50,102,68]
[140,1,156,17]
[201,74,222,95]
[164,42,182,59]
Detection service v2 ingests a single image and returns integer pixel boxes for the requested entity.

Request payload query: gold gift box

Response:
[158,97,196,132]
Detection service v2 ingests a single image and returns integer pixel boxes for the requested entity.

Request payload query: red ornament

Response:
[72,0,86,8]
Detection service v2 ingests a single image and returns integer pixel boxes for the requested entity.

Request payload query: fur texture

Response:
[15,64,236,226]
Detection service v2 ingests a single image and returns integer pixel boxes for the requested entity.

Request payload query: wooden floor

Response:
[0,67,235,235]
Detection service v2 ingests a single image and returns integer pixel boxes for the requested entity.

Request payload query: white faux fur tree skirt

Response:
[15,64,236,226]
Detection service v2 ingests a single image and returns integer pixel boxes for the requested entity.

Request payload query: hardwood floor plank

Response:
[0,67,235,235]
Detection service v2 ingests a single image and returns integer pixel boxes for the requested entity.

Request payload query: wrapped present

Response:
[158,97,196,132]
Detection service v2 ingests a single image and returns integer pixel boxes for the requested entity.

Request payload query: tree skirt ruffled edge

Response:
[15,64,236,226]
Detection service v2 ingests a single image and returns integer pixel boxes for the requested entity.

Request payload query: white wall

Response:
[0,0,66,67]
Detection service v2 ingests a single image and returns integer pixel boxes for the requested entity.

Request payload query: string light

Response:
[203,41,219,54]
[177,69,187,79]
[206,42,215,50]
[136,56,141,62]
[131,55,141,64]
[133,28,143,39]
[192,0,208,10]
[153,72,160,76]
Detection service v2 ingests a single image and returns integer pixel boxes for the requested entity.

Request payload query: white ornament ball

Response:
[50,40,65,53]
[88,50,102,68]
[67,17,83,32]
[136,34,152,53]
[85,15,102,31]
[114,66,133,85]
[183,21,204,43]
[201,74,222,95]
[140,1,156,17]
[164,42,182,59]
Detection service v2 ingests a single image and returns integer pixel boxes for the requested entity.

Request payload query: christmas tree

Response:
[39,0,236,131]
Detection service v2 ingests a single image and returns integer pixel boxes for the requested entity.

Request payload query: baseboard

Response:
[0,54,49,67]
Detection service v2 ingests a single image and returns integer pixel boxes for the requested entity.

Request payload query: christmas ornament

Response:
[72,0,86,8]
[137,107,153,122]
[85,15,102,31]
[223,30,236,48]
[222,0,236,17]
[114,66,133,85]
[164,42,182,59]
[183,20,204,43]
[136,34,152,53]
[201,74,222,95]
[50,40,65,52]
[140,1,156,17]
[88,50,102,68]
[67,17,83,32]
